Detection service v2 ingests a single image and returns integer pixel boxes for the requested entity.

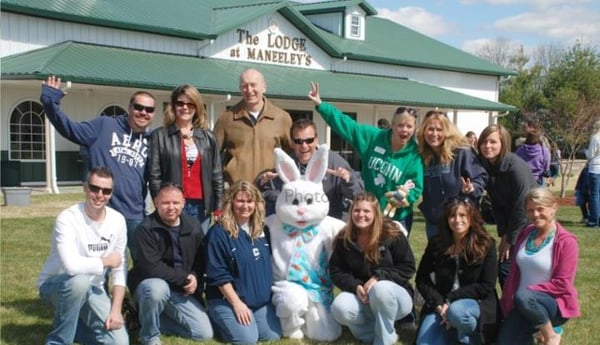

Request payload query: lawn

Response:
[0,191,596,344]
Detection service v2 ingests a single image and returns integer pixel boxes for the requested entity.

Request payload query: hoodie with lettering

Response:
[41,85,150,221]
[315,102,424,223]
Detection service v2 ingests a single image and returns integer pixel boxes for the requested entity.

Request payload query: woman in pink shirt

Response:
[497,188,579,345]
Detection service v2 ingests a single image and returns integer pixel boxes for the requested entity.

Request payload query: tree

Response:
[541,41,600,196]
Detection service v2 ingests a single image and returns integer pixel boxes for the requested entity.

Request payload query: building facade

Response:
[1,0,514,188]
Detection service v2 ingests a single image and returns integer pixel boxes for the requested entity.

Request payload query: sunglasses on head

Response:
[88,183,113,196]
[445,195,473,206]
[175,101,196,109]
[132,103,155,113]
[292,137,316,145]
[395,107,417,117]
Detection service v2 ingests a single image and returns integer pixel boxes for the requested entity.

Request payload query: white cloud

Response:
[492,6,600,42]
[376,7,454,37]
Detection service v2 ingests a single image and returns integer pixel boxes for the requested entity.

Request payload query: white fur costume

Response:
[266,145,345,341]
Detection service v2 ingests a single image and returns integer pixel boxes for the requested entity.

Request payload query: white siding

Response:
[1,12,204,58]
[344,6,366,41]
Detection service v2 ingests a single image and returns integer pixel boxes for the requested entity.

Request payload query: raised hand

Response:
[308,81,322,105]
[42,75,67,94]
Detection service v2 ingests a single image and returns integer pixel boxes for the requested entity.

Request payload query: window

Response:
[100,105,127,117]
[9,101,46,160]
[329,112,361,170]
[350,15,361,37]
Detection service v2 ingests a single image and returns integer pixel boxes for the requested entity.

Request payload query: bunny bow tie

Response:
[283,224,318,243]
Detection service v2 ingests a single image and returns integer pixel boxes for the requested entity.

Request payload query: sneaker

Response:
[586,222,599,227]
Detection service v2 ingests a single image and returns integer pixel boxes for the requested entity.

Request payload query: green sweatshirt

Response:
[316,102,424,222]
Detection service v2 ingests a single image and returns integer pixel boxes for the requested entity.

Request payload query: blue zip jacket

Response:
[204,223,273,309]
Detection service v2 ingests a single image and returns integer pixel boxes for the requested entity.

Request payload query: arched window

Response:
[9,101,46,160]
[100,105,127,117]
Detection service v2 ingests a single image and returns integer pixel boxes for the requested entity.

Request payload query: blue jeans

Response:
[497,290,567,345]
[207,298,281,344]
[39,274,129,345]
[126,218,142,259]
[183,199,207,223]
[588,171,600,226]
[416,299,481,345]
[425,221,439,240]
[134,278,213,345]
[331,280,413,345]
[398,213,414,237]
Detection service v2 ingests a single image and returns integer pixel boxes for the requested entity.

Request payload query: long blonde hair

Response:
[163,84,208,129]
[340,192,400,263]
[219,180,265,240]
[417,111,469,166]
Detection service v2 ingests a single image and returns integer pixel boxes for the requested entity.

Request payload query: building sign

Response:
[230,27,313,66]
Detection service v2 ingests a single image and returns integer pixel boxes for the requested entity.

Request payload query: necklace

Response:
[525,228,555,254]
[181,127,194,139]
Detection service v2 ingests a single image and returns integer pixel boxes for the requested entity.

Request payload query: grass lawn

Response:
[1,191,597,344]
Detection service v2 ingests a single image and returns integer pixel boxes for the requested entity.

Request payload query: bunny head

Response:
[274,144,330,229]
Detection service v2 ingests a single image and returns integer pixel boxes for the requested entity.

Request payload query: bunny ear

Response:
[304,144,328,183]
[274,148,300,184]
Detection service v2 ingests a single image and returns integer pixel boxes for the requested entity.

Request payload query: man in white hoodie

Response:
[37,166,128,345]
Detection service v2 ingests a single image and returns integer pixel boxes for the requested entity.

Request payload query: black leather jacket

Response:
[148,124,223,214]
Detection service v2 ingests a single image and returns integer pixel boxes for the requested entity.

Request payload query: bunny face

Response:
[274,145,330,230]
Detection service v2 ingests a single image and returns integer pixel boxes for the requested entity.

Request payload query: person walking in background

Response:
[515,132,551,186]
[257,118,363,219]
[575,164,591,223]
[547,142,561,187]
[585,120,600,227]
[478,125,536,287]
[214,68,292,186]
[329,192,415,345]
[148,84,223,227]
[308,82,423,235]
[497,188,580,345]
[204,180,282,345]
[38,167,128,345]
[41,75,156,256]
[416,196,498,345]
[416,111,487,239]
[128,183,213,345]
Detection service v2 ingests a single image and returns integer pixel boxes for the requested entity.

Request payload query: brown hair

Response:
[163,84,207,129]
[478,124,512,162]
[290,118,318,139]
[436,196,493,265]
[339,192,400,263]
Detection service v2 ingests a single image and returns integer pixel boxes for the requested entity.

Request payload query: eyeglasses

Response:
[292,137,316,145]
[175,101,196,109]
[425,110,448,118]
[132,103,155,113]
[88,183,113,196]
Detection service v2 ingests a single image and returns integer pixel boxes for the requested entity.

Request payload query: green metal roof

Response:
[292,0,377,16]
[1,42,515,112]
[2,0,514,76]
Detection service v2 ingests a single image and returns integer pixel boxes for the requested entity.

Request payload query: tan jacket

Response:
[214,97,292,185]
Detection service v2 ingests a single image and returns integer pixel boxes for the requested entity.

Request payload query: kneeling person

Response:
[128,183,212,345]
[37,166,128,345]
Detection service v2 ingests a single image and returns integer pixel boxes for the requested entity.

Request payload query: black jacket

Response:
[482,152,536,244]
[148,124,223,215]
[329,233,415,297]
[128,212,206,299]
[416,238,498,343]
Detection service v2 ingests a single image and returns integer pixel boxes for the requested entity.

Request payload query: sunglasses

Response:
[132,103,155,113]
[175,101,196,109]
[292,137,316,145]
[395,107,417,117]
[445,195,473,206]
[88,183,113,196]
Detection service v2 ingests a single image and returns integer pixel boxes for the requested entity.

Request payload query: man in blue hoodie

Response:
[41,75,156,256]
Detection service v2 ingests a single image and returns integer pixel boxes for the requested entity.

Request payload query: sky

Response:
[298,0,600,57]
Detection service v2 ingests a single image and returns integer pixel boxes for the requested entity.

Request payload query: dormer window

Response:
[350,14,361,37]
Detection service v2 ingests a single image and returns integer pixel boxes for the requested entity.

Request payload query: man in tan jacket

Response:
[214,68,293,185]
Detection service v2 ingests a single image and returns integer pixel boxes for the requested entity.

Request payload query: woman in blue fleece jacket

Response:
[204,180,281,345]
